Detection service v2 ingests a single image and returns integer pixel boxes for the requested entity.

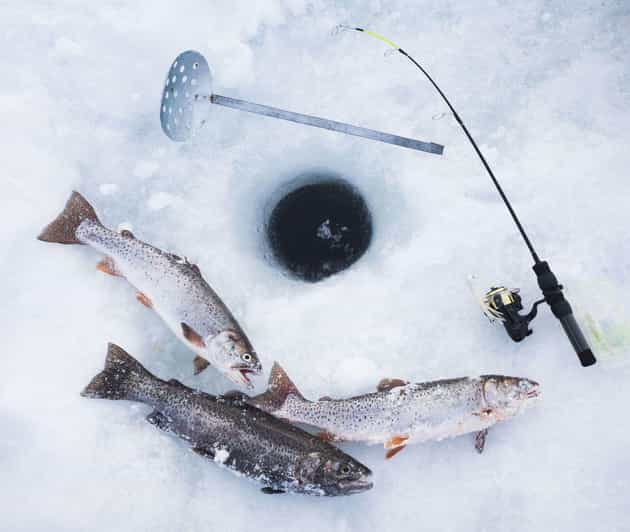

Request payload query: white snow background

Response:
[2,1,629,530]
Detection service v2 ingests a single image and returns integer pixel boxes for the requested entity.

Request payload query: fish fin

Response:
[317,431,339,442]
[377,378,408,392]
[221,390,250,404]
[385,445,407,460]
[473,408,494,418]
[384,435,409,449]
[146,410,176,434]
[81,343,153,400]
[38,191,101,244]
[193,355,210,375]
[181,322,206,349]
[261,487,286,495]
[475,429,488,454]
[248,361,304,412]
[168,378,187,388]
[96,257,124,277]
[120,229,135,238]
[318,396,333,401]
[192,446,215,459]
[136,292,153,309]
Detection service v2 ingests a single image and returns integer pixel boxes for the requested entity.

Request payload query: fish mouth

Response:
[338,478,374,494]
[526,382,541,399]
[229,366,259,388]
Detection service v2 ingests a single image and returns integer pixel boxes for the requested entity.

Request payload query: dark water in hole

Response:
[267,179,372,282]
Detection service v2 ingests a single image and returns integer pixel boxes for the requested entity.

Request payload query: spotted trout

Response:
[38,191,261,387]
[251,363,540,458]
[81,344,372,495]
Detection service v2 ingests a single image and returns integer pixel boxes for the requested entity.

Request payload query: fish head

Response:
[206,329,262,388]
[296,452,373,496]
[481,375,541,416]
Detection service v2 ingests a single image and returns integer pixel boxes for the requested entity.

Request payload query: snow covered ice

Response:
[2,1,630,530]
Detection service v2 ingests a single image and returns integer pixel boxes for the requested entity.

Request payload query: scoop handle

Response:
[210,94,444,155]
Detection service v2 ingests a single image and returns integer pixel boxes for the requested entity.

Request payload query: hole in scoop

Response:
[266,177,372,282]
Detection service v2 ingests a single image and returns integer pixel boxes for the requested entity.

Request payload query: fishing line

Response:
[339,25,596,367]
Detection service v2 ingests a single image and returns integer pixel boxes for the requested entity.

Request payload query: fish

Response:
[38,191,261,387]
[250,363,541,458]
[81,344,373,496]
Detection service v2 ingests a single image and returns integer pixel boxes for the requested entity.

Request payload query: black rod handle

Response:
[533,261,597,367]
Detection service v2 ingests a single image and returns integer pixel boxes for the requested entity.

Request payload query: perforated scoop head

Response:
[160,50,212,141]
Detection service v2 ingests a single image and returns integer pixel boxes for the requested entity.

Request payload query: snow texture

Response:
[2,1,630,531]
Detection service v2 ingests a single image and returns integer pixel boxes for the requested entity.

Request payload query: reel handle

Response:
[533,261,596,367]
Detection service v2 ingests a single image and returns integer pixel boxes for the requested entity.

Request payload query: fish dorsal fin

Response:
[318,396,333,401]
[181,323,206,349]
[377,378,408,392]
[168,378,188,389]
[249,362,304,412]
[193,355,210,375]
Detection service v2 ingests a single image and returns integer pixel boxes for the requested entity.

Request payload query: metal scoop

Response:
[160,50,444,155]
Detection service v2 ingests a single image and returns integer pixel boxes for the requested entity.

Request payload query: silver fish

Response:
[251,363,541,457]
[38,191,261,387]
[82,344,373,496]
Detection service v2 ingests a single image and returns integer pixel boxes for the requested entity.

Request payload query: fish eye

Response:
[340,464,351,474]
[241,353,252,362]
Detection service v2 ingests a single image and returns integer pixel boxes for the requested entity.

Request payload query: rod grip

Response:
[533,261,597,367]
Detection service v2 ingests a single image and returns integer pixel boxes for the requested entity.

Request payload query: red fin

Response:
[193,355,210,375]
[384,435,409,449]
[385,445,407,459]
[136,292,153,309]
[248,362,304,412]
[96,257,123,277]
[317,431,341,442]
[377,378,408,392]
[38,191,101,245]
[181,323,206,348]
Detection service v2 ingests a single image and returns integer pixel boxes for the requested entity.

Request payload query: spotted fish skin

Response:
[251,363,540,454]
[38,191,261,387]
[81,344,373,496]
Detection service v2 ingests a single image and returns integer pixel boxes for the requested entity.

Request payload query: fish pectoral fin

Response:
[96,256,123,277]
[146,410,176,434]
[181,323,207,349]
[384,435,409,460]
[193,355,211,375]
[384,435,409,449]
[318,396,332,401]
[192,446,215,459]
[261,487,286,495]
[475,429,489,454]
[377,378,408,392]
[136,291,153,309]
[317,431,340,442]
[385,445,407,460]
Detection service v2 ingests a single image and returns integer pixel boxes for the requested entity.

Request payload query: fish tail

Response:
[81,343,155,401]
[38,191,101,244]
[249,362,304,412]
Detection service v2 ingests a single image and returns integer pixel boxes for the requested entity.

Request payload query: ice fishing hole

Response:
[266,177,372,282]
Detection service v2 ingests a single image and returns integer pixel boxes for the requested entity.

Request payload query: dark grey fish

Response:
[81,344,373,496]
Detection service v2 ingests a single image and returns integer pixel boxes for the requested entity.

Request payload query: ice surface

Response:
[2,1,630,531]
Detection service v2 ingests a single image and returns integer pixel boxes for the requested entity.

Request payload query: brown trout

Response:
[82,344,373,496]
[38,191,261,387]
[251,363,540,458]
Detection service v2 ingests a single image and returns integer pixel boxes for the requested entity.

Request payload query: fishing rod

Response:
[341,25,596,367]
